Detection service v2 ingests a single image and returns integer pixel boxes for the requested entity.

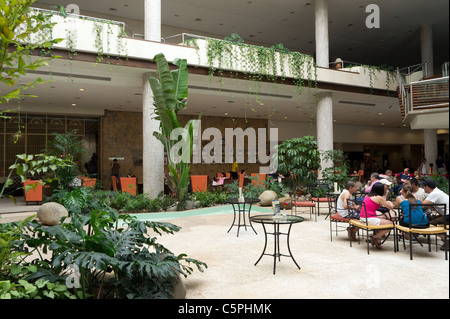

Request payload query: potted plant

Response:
[274,136,321,195]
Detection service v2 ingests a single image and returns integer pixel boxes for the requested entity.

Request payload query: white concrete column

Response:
[144,0,161,42]
[421,24,434,77]
[315,0,329,68]
[143,72,164,197]
[424,129,438,174]
[316,92,334,178]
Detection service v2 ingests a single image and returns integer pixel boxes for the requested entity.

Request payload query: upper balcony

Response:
[397,63,449,130]
[29,8,398,96]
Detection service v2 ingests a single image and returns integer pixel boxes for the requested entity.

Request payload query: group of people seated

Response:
[211,170,284,187]
[336,173,449,251]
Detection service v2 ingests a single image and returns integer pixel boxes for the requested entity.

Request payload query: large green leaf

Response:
[172,58,189,111]
[153,53,176,110]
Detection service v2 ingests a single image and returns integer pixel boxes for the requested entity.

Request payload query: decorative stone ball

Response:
[37,202,69,226]
[258,190,278,206]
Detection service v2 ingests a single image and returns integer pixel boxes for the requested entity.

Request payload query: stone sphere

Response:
[37,202,69,226]
[258,190,278,206]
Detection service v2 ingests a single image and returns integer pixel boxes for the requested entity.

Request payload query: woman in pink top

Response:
[361,182,395,249]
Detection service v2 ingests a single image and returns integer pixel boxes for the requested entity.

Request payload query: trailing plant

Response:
[184,34,318,120]
[0,0,62,112]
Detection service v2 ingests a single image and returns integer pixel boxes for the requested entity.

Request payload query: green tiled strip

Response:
[127,204,273,222]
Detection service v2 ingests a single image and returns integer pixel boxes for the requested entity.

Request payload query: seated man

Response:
[337,180,360,218]
[364,172,380,193]
[403,177,427,201]
[399,168,411,183]
[337,181,360,241]
[422,178,449,251]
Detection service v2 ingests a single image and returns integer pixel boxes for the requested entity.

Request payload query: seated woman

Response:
[360,182,395,249]
[394,183,428,227]
[212,172,228,186]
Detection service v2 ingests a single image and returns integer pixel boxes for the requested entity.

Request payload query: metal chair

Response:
[291,189,316,221]
[328,193,350,241]
[395,203,447,260]
[310,182,332,218]
[348,199,396,254]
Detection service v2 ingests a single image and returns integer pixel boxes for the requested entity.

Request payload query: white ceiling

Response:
[2,0,447,128]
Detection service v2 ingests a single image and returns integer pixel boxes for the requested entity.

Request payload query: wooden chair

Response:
[348,199,396,254]
[23,180,43,205]
[120,177,137,196]
[395,203,447,260]
[191,175,208,192]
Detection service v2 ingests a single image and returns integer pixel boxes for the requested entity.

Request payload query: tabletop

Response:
[224,198,261,204]
[250,214,305,224]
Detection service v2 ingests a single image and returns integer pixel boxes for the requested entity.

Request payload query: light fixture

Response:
[72,103,77,106]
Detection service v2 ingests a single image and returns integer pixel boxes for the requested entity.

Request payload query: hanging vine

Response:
[185,34,318,122]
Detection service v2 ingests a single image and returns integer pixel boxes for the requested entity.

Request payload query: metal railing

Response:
[396,63,449,120]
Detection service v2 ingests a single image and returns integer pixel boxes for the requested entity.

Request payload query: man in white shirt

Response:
[403,177,428,201]
[422,179,449,251]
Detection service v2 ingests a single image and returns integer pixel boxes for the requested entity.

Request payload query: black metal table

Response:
[224,198,260,237]
[250,214,304,274]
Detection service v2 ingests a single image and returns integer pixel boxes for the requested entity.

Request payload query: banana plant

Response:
[149,53,199,207]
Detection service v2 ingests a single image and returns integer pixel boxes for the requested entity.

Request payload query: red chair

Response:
[191,175,208,192]
[291,193,316,221]
[80,177,96,188]
[311,183,333,219]
[23,180,43,205]
[250,173,266,188]
[358,170,364,183]
[238,173,245,188]
[120,177,137,196]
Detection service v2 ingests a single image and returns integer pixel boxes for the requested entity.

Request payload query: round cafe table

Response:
[250,214,304,275]
[224,198,260,237]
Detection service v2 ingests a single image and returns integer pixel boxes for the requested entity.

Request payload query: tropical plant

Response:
[0,0,62,114]
[320,149,351,190]
[45,130,87,162]
[274,136,321,193]
[10,210,207,299]
[149,53,199,207]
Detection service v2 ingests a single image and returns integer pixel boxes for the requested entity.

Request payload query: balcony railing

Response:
[397,63,449,121]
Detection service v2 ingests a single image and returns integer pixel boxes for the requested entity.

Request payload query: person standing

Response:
[230,160,238,179]
[111,158,120,190]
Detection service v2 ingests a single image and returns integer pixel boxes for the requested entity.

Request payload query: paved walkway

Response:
[1,199,448,299]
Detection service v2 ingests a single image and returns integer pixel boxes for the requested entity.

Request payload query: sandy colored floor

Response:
[154,209,449,299]
[1,200,448,299]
